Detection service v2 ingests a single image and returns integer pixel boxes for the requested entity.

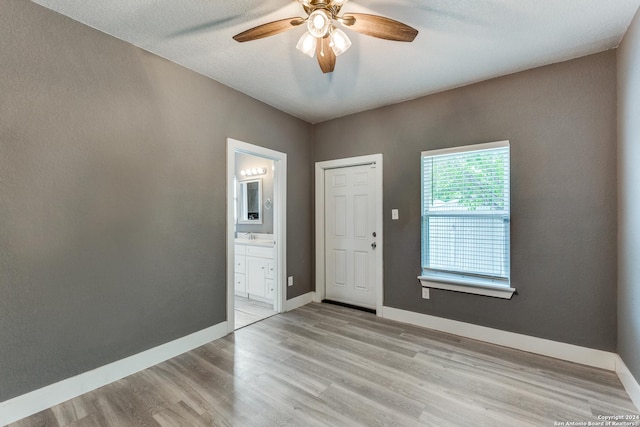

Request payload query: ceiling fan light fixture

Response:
[329,27,351,56]
[307,9,331,38]
[296,31,317,57]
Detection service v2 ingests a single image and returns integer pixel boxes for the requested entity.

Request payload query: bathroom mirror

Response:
[238,178,262,224]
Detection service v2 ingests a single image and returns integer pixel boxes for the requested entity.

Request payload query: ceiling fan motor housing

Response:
[301,0,346,18]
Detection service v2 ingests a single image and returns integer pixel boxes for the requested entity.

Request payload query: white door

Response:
[324,164,378,309]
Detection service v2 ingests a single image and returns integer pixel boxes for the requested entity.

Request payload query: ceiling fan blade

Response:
[233,17,305,42]
[316,36,336,73]
[342,13,418,42]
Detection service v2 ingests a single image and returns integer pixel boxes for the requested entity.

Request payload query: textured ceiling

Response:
[31,0,640,123]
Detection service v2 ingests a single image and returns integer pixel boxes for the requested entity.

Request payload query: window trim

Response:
[419,276,516,299]
[421,140,510,158]
[419,140,515,299]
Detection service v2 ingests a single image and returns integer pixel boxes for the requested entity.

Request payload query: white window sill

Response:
[418,275,516,299]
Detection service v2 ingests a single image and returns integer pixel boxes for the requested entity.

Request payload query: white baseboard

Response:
[616,355,640,411]
[0,321,228,426]
[382,306,617,371]
[286,291,315,311]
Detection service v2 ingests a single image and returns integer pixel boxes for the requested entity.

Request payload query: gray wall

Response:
[0,0,312,402]
[235,153,274,234]
[618,8,640,383]
[314,51,618,351]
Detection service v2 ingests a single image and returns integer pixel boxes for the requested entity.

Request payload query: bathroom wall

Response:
[235,153,274,235]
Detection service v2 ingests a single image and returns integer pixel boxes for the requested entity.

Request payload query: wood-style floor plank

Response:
[234,296,276,330]
[9,302,639,427]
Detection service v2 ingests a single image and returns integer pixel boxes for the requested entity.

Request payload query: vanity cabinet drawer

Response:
[246,246,274,259]
[265,260,276,279]
[266,279,275,299]
[235,255,246,273]
[235,244,246,255]
[234,273,246,294]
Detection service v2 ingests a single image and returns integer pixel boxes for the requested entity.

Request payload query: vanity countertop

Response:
[235,238,275,248]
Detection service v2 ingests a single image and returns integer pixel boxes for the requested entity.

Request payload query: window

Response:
[419,141,515,299]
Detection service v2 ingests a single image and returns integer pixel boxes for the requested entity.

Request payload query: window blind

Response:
[421,143,510,281]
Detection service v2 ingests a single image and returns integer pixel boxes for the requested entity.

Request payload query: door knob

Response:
[371,242,377,249]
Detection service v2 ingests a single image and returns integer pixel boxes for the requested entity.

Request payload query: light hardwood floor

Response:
[234,296,277,330]
[10,303,639,426]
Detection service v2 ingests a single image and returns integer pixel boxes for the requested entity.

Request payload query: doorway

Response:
[226,138,287,332]
[315,154,384,314]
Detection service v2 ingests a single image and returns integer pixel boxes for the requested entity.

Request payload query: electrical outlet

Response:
[392,209,399,220]
[288,276,294,287]
[421,287,430,299]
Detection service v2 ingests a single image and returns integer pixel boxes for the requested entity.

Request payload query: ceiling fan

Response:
[232,0,418,73]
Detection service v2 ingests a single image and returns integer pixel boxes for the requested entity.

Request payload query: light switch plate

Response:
[392,209,399,220]
[422,287,430,299]
[288,276,293,287]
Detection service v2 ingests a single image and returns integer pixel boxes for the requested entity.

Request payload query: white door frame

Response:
[226,138,287,334]
[314,154,383,315]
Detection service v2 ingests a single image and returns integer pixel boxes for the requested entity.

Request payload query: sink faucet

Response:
[249,232,255,240]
